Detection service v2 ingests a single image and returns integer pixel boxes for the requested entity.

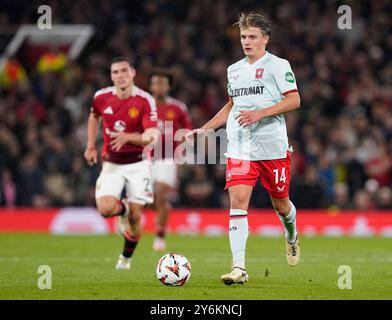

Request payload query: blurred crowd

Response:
[0,0,391,210]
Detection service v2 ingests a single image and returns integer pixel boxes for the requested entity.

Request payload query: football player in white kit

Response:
[186,12,301,285]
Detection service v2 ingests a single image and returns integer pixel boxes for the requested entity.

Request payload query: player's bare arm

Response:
[185,97,233,143]
[84,112,100,166]
[110,127,160,151]
[236,91,300,127]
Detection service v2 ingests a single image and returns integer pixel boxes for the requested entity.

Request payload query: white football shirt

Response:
[226,51,298,160]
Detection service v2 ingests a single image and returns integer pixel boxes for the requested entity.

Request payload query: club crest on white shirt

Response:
[255,68,264,79]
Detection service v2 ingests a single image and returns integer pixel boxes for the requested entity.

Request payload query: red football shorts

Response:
[225,152,292,199]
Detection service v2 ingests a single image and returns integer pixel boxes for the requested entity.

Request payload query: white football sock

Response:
[229,209,249,270]
[276,201,297,243]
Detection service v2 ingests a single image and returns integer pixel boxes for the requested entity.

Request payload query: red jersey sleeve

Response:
[91,93,102,116]
[142,94,158,130]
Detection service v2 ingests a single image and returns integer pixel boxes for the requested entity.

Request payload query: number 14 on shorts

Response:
[273,168,286,184]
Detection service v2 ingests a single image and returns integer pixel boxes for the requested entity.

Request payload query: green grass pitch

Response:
[0,233,391,300]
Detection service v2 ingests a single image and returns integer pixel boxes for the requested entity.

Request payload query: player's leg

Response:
[150,159,177,251]
[116,160,154,269]
[220,184,253,285]
[95,164,128,219]
[259,152,300,266]
[228,184,252,270]
[270,196,297,242]
[116,201,144,270]
[221,159,258,285]
[152,182,172,251]
[94,164,133,269]
[270,196,300,266]
[96,196,129,218]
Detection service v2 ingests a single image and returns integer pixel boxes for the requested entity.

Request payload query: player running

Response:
[186,12,301,285]
[84,57,159,270]
[149,69,193,251]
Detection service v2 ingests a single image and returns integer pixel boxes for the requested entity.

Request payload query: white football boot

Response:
[221,267,249,285]
[116,199,130,236]
[115,254,131,270]
[152,237,166,252]
[286,236,300,266]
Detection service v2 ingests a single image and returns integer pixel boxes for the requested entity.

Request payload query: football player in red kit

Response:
[149,69,192,251]
[84,57,159,270]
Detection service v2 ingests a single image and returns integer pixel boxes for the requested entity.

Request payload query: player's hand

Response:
[184,128,207,145]
[84,147,98,166]
[110,131,132,151]
[236,110,263,127]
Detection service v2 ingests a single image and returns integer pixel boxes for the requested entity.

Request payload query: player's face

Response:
[150,75,170,99]
[111,61,135,90]
[240,27,269,58]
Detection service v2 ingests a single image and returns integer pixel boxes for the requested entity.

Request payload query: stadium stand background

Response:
[0,0,391,211]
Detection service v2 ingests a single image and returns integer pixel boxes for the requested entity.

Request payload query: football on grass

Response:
[156,253,191,286]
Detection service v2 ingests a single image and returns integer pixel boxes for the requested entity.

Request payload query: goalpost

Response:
[0,24,95,72]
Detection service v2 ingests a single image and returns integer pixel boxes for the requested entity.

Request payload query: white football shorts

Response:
[150,158,178,189]
[95,160,153,205]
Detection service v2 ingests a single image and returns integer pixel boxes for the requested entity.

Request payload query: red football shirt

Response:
[91,86,157,164]
[154,96,193,159]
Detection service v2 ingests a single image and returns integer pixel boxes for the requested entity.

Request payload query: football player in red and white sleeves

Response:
[149,69,193,252]
[84,57,159,270]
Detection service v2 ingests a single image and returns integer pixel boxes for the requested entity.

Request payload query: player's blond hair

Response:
[235,12,272,37]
